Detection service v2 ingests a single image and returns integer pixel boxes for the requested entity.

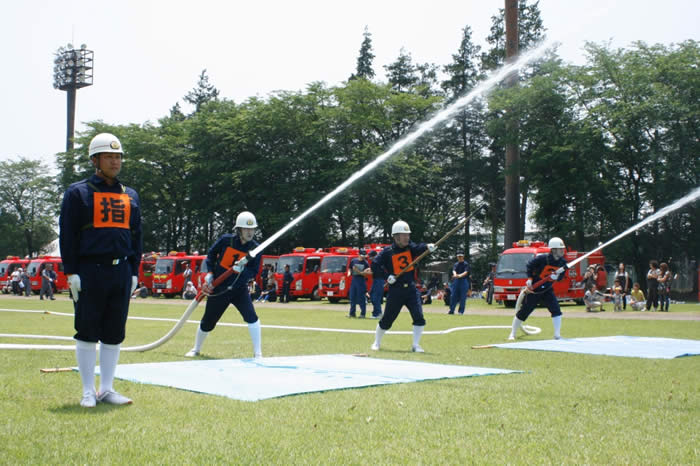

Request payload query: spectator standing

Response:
[10,268,21,295]
[347,249,371,318]
[21,267,31,297]
[611,279,624,312]
[483,263,497,305]
[40,263,57,300]
[368,250,385,319]
[183,263,193,284]
[281,264,293,303]
[448,252,470,315]
[646,260,660,311]
[658,262,672,312]
[614,263,630,310]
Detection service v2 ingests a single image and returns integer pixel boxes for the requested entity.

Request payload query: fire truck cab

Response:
[275,247,329,300]
[138,252,160,293]
[152,252,206,298]
[0,256,31,294]
[493,240,605,307]
[26,256,68,294]
[318,244,387,303]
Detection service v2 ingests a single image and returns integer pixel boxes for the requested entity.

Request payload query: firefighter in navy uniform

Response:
[347,249,371,318]
[59,133,142,408]
[508,237,568,340]
[370,220,436,352]
[185,211,263,358]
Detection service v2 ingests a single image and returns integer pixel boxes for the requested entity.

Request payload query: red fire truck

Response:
[274,247,331,300]
[493,240,605,307]
[318,244,388,303]
[0,256,31,294]
[26,256,68,294]
[138,252,160,292]
[152,252,206,298]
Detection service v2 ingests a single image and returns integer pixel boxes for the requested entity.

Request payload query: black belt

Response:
[391,282,414,288]
[80,255,128,265]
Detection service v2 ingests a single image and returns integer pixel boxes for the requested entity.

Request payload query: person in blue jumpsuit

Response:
[281,265,293,303]
[347,249,371,318]
[368,250,385,318]
[448,252,470,315]
[370,220,436,352]
[185,211,263,358]
[59,133,142,408]
[509,237,568,340]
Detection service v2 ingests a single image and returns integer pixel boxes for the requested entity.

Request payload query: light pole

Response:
[53,44,93,152]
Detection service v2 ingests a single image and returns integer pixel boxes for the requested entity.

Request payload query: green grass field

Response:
[1,296,698,464]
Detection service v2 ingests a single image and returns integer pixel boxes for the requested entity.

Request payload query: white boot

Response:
[248,320,262,358]
[185,327,209,357]
[371,324,386,350]
[508,316,524,340]
[552,315,562,340]
[412,325,424,353]
[75,339,97,407]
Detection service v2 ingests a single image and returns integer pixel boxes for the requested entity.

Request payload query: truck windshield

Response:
[497,253,534,277]
[28,261,42,277]
[155,259,174,274]
[321,256,348,273]
[278,256,304,274]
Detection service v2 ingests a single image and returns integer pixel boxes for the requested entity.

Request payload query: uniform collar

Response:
[89,173,122,189]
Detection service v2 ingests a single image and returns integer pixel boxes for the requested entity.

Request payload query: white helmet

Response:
[548,237,565,249]
[391,220,411,235]
[235,211,258,228]
[89,133,123,157]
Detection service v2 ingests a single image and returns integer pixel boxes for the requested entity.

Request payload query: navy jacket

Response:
[206,233,261,290]
[371,241,428,286]
[526,253,567,291]
[59,174,142,275]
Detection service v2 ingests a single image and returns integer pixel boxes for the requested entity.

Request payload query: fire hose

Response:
[0,267,237,352]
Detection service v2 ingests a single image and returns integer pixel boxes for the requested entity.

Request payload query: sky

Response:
[2,0,698,170]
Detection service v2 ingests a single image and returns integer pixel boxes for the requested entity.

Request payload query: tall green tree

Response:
[439,25,489,259]
[0,158,58,256]
[350,26,375,80]
[185,69,220,113]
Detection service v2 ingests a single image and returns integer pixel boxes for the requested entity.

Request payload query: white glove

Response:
[67,274,81,303]
[526,279,532,289]
[202,273,214,295]
[387,275,397,285]
[549,273,558,281]
[233,256,248,273]
[131,276,138,295]
[427,243,437,253]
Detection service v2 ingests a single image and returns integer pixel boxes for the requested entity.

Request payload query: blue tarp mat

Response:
[492,336,700,359]
[102,354,520,401]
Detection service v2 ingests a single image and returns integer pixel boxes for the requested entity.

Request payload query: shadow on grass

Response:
[49,403,133,415]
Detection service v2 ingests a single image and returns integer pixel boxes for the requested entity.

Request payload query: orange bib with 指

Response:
[539,264,559,280]
[220,247,246,271]
[392,250,414,273]
[93,192,131,229]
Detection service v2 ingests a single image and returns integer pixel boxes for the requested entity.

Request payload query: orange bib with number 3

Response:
[93,192,131,229]
[220,247,245,271]
[392,250,414,274]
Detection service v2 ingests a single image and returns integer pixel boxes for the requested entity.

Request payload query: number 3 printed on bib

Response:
[392,250,413,273]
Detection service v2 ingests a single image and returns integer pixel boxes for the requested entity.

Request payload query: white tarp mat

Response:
[100,354,521,401]
[492,336,700,359]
